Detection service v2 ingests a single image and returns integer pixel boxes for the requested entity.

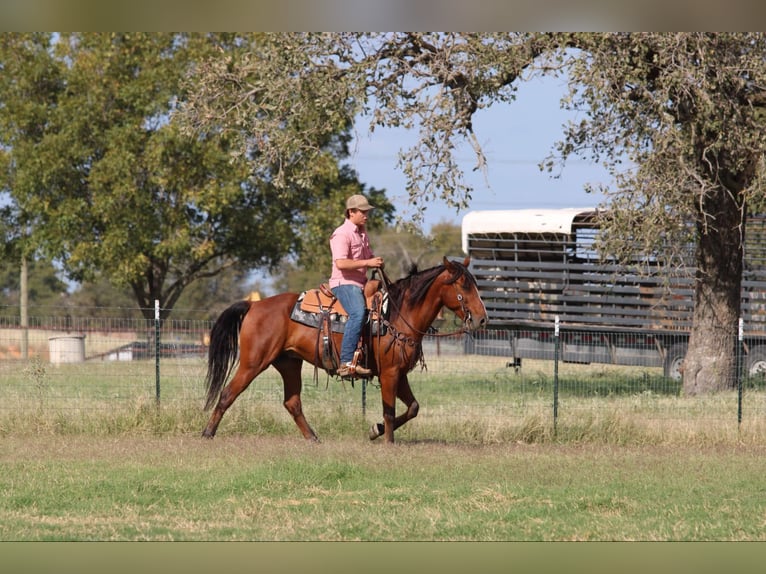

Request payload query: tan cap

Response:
[346,194,374,211]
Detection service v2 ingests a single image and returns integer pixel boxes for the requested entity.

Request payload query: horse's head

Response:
[441,256,488,332]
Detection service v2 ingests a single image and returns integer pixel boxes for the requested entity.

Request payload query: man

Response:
[329,194,384,378]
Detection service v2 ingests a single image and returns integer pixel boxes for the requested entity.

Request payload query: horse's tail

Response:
[204,300,251,410]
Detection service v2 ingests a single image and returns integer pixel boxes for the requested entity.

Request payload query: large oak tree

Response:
[181,33,766,394]
[0,33,373,322]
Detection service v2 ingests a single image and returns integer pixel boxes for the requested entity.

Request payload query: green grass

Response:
[1,435,765,541]
[3,354,766,541]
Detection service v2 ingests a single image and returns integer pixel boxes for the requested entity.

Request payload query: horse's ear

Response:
[443,256,470,269]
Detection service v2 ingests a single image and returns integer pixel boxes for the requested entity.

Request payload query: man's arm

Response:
[335,256,384,270]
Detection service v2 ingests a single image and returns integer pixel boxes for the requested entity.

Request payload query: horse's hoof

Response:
[369,423,384,441]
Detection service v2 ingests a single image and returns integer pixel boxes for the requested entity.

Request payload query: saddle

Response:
[290,279,387,376]
[298,279,382,318]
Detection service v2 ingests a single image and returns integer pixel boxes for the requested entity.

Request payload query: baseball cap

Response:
[346,194,374,211]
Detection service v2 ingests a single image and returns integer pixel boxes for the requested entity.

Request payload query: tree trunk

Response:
[682,199,743,395]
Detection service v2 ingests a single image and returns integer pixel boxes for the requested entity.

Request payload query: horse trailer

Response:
[461,208,766,379]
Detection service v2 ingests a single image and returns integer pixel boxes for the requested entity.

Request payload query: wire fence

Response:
[1,305,765,439]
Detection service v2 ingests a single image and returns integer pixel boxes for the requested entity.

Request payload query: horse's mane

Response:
[386,259,474,318]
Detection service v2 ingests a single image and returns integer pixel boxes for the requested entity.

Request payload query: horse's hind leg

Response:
[272,355,319,442]
[202,363,264,438]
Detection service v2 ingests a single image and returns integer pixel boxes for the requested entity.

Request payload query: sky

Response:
[345,74,613,233]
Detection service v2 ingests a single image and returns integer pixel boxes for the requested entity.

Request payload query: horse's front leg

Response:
[374,371,398,443]
[370,374,419,443]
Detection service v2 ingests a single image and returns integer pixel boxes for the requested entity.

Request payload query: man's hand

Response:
[368,256,384,269]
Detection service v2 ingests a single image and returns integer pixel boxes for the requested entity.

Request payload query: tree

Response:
[66,276,143,319]
[548,33,766,394]
[170,267,266,321]
[370,220,463,280]
[0,32,59,343]
[273,172,395,294]
[0,33,372,323]
[181,33,766,394]
[0,257,68,312]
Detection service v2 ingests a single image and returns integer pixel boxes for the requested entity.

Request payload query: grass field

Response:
[2,352,764,442]
[2,435,766,541]
[2,352,766,541]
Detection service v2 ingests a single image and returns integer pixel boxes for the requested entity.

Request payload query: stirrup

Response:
[337,362,371,378]
[351,363,371,376]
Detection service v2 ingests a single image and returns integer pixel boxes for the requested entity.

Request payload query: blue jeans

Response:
[332,284,367,364]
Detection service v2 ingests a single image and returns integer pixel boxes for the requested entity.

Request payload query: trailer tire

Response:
[746,346,766,377]
[664,343,687,381]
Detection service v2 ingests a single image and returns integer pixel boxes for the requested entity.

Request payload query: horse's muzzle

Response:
[464,312,488,331]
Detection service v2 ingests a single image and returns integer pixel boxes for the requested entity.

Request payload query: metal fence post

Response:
[155,299,160,405]
[737,317,743,427]
[553,315,560,434]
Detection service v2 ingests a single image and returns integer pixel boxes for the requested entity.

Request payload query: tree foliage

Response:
[179,33,531,224]
[370,220,463,280]
[0,33,373,322]
[554,34,766,394]
[181,33,766,394]
[0,258,67,312]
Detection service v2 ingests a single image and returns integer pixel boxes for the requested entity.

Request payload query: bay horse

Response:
[201,256,488,443]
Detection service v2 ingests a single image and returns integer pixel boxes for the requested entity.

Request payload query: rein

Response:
[377,266,473,340]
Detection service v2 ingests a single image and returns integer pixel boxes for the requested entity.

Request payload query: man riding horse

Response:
[328,194,385,379]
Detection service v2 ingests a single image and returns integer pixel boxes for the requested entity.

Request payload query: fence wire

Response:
[1,307,765,439]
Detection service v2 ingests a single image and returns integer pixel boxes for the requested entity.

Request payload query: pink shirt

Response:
[329,218,373,288]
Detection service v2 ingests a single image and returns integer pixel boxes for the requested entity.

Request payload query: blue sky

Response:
[347,74,613,232]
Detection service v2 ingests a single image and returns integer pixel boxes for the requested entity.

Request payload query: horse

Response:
[201,256,488,444]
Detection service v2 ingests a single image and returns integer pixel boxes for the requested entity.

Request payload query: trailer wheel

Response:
[663,343,687,381]
[746,346,766,377]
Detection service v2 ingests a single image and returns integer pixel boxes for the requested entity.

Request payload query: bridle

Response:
[366,265,478,372]
[374,265,477,341]
[454,290,475,334]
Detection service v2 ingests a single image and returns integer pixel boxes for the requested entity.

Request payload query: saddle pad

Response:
[290,296,347,333]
